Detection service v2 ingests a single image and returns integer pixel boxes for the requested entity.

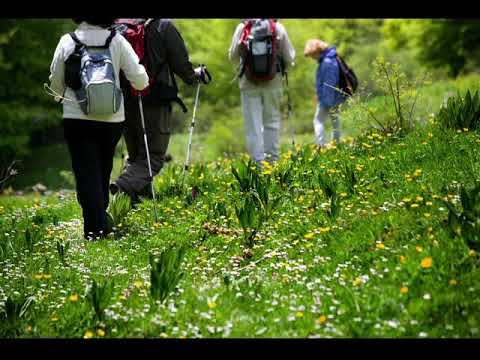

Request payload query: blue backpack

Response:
[65,31,122,116]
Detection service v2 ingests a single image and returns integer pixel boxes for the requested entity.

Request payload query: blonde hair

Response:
[304,39,329,58]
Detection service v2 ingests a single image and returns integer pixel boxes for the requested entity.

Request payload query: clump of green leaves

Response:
[444,183,480,250]
[343,164,358,195]
[318,173,340,219]
[231,160,260,193]
[437,90,480,131]
[149,246,186,304]
[24,226,42,252]
[108,192,132,227]
[0,294,35,336]
[56,240,70,266]
[235,195,263,248]
[86,279,115,322]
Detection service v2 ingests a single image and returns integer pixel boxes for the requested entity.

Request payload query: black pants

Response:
[63,118,123,239]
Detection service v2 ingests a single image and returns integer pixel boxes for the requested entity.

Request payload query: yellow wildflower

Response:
[84,330,94,339]
[68,294,79,302]
[317,315,327,324]
[296,311,304,318]
[421,257,433,269]
[207,300,217,309]
[353,277,363,286]
[449,279,458,286]
[304,233,314,239]
[416,246,423,253]
[376,243,385,250]
[97,329,105,337]
[400,255,407,263]
[416,196,424,202]
[319,227,331,233]
[400,287,409,294]
[411,203,420,208]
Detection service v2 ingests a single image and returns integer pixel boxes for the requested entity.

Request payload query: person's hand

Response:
[194,65,212,84]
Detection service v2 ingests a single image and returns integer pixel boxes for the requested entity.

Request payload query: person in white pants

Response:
[229,19,295,164]
[305,39,347,147]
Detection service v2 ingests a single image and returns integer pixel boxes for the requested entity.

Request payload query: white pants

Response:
[241,88,283,163]
[313,104,341,146]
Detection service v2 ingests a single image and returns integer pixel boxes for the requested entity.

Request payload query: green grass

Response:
[1,74,480,338]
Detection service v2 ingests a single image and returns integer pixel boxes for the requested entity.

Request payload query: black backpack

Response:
[336,55,358,96]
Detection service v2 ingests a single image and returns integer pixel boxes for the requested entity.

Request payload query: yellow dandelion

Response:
[296,311,304,318]
[84,330,94,339]
[416,246,423,253]
[133,280,143,289]
[34,274,43,280]
[402,197,412,203]
[304,233,314,239]
[411,203,420,208]
[416,196,424,202]
[421,257,432,269]
[400,287,409,294]
[423,213,431,218]
[317,315,327,324]
[68,294,79,302]
[469,249,476,257]
[97,329,105,337]
[376,243,385,250]
[353,277,363,286]
[340,192,348,198]
[400,255,407,263]
[319,227,331,233]
[50,315,59,322]
[449,279,458,286]
[207,300,217,309]
[426,201,433,206]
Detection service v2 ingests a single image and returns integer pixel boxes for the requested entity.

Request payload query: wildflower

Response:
[319,227,331,233]
[296,311,304,318]
[84,330,94,339]
[97,329,105,337]
[400,287,408,294]
[449,279,458,286]
[469,249,476,257]
[416,246,423,253]
[340,192,348,198]
[304,233,314,239]
[402,197,412,203]
[428,132,433,138]
[207,300,217,309]
[353,277,363,286]
[379,155,386,160]
[416,196,424,202]
[316,315,327,324]
[423,213,431,218]
[411,203,420,208]
[50,315,59,322]
[376,243,385,250]
[400,255,407,263]
[68,294,79,302]
[134,280,143,289]
[421,257,432,269]
[414,169,422,177]
[426,201,433,206]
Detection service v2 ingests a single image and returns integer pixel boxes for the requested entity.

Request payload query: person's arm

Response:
[160,20,197,85]
[320,59,339,107]
[277,23,296,70]
[118,35,149,91]
[228,23,244,63]
[49,35,68,102]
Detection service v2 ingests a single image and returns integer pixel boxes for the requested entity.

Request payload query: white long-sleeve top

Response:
[228,20,296,91]
[49,22,149,122]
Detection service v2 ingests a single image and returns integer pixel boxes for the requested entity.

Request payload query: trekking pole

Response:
[182,65,212,182]
[138,93,158,223]
[284,72,295,147]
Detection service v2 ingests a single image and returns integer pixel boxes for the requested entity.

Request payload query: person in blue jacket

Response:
[305,39,347,148]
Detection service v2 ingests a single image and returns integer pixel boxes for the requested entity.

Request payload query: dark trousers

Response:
[63,118,123,239]
[114,97,172,196]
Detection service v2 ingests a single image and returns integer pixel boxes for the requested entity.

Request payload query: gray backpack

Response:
[68,31,122,116]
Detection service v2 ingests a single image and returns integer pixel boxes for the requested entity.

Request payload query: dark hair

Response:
[72,17,117,28]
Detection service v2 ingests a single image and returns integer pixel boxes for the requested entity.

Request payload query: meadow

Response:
[1,70,480,338]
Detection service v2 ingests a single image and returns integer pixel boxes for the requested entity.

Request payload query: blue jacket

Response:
[316,46,346,108]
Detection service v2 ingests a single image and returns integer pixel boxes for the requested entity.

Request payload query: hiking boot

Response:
[138,184,153,199]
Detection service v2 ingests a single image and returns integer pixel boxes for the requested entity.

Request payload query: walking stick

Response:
[182,65,212,182]
[284,72,295,147]
[138,94,158,223]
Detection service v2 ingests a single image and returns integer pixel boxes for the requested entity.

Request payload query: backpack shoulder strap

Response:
[69,32,83,46]
[104,30,116,48]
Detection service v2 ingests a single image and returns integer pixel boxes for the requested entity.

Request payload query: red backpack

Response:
[238,19,279,83]
[113,18,154,97]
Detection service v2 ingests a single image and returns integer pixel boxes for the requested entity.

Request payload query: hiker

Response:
[110,18,210,204]
[48,17,149,240]
[304,39,347,148]
[229,19,295,165]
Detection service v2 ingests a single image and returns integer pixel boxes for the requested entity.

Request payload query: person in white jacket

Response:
[48,17,149,240]
[229,19,295,165]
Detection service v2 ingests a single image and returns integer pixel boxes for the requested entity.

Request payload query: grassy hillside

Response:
[1,104,480,337]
